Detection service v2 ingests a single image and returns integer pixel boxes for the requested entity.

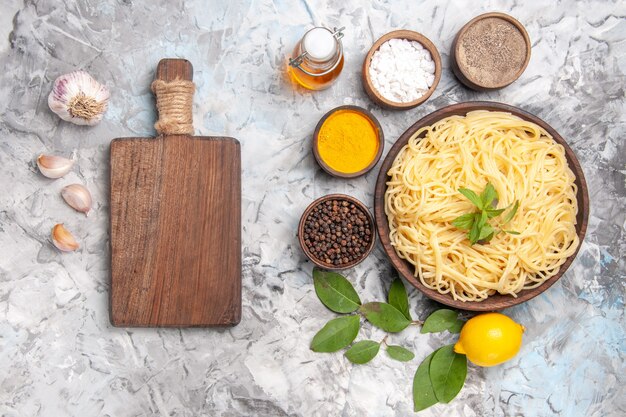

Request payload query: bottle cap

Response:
[303,27,337,62]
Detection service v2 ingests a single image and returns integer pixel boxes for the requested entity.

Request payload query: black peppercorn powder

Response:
[457,16,528,88]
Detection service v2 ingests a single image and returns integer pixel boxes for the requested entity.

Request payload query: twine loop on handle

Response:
[151,78,195,135]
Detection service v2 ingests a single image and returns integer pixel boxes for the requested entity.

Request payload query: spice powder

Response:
[317,110,379,174]
[457,17,528,87]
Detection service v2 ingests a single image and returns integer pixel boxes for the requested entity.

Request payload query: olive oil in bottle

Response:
[289,27,345,90]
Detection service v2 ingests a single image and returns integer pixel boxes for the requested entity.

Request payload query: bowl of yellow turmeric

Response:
[312,105,384,178]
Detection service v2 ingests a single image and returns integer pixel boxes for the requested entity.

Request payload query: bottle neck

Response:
[302,46,342,72]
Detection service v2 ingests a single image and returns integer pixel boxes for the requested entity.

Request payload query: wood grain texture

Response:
[373,101,589,312]
[109,59,241,327]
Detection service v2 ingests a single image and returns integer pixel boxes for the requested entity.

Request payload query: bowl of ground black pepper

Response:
[451,12,531,91]
[298,194,376,270]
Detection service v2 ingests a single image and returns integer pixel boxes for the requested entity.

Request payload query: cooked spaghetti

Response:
[384,110,579,302]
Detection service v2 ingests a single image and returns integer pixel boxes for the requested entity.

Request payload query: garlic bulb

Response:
[61,184,92,215]
[37,154,75,178]
[48,71,110,126]
[52,224,79,251]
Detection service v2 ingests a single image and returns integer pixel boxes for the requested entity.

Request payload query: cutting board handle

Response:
[151,58,195,136]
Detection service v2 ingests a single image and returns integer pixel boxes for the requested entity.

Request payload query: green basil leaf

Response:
[388,278,411,321]
[451,213,475,230]
[313,268,361,313]
[420,309,458,334]
[386,345,415,362]
[458,187,483,209]
[429,344,468,403]
[502,200,519,224]
[310,315,360,353]
[504,230,520,235]
[344,340,380,364]
[468,213,481,244]
[481,231,495,243]
[413,350,438,412]
[447,319,465,334]
[477,209,488,229]
[480,183,498,208]
[478,223,494,241]
[359,302,411,333]
[486,207,506,218]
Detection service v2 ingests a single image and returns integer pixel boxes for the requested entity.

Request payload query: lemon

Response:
[453,312,525,367]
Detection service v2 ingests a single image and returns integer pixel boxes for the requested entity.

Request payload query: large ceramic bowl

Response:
[373,102,589,311]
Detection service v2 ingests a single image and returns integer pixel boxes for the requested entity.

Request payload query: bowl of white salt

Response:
[362,30,442,110]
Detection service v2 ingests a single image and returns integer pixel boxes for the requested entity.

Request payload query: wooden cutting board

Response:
[109,59,241,327]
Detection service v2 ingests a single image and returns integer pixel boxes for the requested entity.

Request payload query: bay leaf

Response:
[359,302,410,333]
[386,345,415,362]
[448,319,465,334]
[310,315,360,353]
[420,309,458,334]
[313,268,361,313]
[344,340,380,364]
[413,350,438,412]
[388,278,411,320]
[429,344,467,403]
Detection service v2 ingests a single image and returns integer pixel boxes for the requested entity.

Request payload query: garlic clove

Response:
[37,154,75,178]
[61,184,92,215]
[48,70,110,126]
[52,224,79,251]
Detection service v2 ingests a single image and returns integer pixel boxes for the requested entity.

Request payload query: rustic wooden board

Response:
[109,59,241,327]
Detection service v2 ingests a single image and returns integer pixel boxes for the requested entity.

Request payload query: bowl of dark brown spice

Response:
[298,194,376,270]
[451,12,531,91]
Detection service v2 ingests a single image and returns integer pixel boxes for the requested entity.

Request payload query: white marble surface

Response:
[0,0,624,416]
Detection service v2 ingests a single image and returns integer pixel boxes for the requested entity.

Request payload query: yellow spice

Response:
[317,110,379,173]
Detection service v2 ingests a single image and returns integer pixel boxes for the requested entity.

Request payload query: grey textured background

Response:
[0,0,624,416]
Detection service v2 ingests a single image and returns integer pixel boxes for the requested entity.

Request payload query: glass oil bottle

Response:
[289,26,345,90]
